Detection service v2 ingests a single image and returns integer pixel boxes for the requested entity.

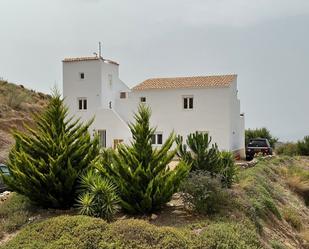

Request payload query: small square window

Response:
[78,97,87,110]
[120,92,127,99]
[140,97,146,103]
[80,73,85,79]
[152,133,163,145]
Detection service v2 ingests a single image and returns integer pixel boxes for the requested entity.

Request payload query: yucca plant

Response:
[176,132,221,175]
[99,104,190,214]
[1,90,99,208]
[77,170,120,221]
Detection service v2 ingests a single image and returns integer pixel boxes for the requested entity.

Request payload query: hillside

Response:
[0,157,308,248]
[0,80,50,163]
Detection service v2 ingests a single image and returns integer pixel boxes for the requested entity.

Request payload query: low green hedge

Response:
[1,216,191,249]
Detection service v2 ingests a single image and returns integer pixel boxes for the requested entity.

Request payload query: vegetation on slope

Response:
[0,80,50,163]
[1,157,308,249]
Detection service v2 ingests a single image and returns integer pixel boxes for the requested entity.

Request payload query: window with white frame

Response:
[140,97,146,103]
[78,97,87,110]
[98,130,106,148]
[79,72,85,79]
[183,96,194,110]
[152,132,163,145]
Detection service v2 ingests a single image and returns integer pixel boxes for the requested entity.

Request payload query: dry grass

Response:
[0,81,50,163]
[300,230,309,246]
[287,176,309,202]
[283,207,303,231]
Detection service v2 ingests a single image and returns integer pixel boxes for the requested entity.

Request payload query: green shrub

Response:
[176,132,221,174]
[297,135,309,156]
[76,170,120,221]
[197,221,261,249]
[0,193,35,233]
[109,219,191,249]
[276,143,299,156]
[282,207,302,231]
[1,215,192,249]
[219,151,237,188]
[180,171,227,214]
[102,104,190,214]
[1,91,99,208]
[245,128,278,148]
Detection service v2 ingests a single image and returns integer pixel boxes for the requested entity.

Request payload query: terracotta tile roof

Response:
[62,56,119,65]
[132,75,237,91]
[63,56,100,62]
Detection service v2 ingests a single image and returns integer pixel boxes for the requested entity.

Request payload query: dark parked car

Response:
[0,163,10,192]
[246,138,273,161]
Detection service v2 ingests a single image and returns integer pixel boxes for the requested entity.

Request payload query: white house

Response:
[63,55,245,158]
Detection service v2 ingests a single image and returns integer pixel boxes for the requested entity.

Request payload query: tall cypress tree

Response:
[102,104,190,214]
[2,91,99,208]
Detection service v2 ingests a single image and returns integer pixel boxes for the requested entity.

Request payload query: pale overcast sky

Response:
[0,0,308,141]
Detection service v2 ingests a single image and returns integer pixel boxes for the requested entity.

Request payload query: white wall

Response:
[63,59,244,152]
[63,59,132,148]
[91,109,131,147]
[228,79,245,154]
[116,87,232,151]
[63,60,102,121]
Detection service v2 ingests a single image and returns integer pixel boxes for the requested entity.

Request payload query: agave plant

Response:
[76,170,120,221]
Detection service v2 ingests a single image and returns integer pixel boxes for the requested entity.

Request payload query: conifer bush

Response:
[2,91,99,208]
[100,104,190,214]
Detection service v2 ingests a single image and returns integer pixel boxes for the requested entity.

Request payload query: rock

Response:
[118,215,127,220]
[150,214,158,220]
[0,191,11,201]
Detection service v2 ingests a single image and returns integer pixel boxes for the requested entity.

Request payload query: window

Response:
[108,74,113,88]
[120,92,127,99]
[140,97,146,103]
[98,130,106,148]
[183,96,193,110]
[78,97,87,110]
[113,139,124,149]
[152,133,163,145]
[80,73,85,79]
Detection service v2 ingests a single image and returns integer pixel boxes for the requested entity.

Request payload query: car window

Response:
[248,140,268,147]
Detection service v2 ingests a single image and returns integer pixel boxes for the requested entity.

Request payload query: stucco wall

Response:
[63,59,245,152]
[115,87,232,151]
[63,60,102,120]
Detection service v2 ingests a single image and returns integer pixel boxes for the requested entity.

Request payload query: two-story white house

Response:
[63,55,245,157]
